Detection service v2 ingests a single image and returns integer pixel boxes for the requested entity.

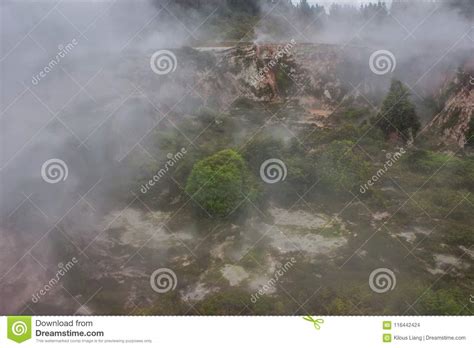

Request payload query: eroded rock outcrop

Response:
[428,69,474,148]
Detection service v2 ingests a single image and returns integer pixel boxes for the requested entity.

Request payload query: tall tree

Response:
[377,80,421,140]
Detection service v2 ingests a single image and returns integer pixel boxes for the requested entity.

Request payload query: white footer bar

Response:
[1,316,473,347]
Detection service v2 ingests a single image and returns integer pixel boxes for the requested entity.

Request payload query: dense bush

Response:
[185,149,258,217]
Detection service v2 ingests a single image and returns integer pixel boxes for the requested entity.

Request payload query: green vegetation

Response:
[185,149,258,217]
[402,149,474,190]
[342,107,371,121]
[117,66,473,316]
[195,289,280,315]
[417,288,466,315]
[403,150,458,174]
[377,80,421,140]
[438,221,474,246]
[409,188,468,219]
[316,140,371,193]
[242,134,285,171]
[84,4,473,315]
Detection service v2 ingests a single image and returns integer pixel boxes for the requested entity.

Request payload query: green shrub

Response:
[185,149,258,217]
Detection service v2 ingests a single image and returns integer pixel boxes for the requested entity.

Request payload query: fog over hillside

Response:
[1,0,473,315]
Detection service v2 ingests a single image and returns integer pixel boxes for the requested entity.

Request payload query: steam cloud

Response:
[0,0,472,313]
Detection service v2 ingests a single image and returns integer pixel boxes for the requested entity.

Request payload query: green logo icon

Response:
[383,333,392,343]
[383,321,392,330]
[7,316,32,343]
[303,315,324,330]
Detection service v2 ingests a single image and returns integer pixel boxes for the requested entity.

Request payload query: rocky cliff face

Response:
[136,42,384,129]
[127,42,473,139]
[194,42,379,103]
[428,70,474,148]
